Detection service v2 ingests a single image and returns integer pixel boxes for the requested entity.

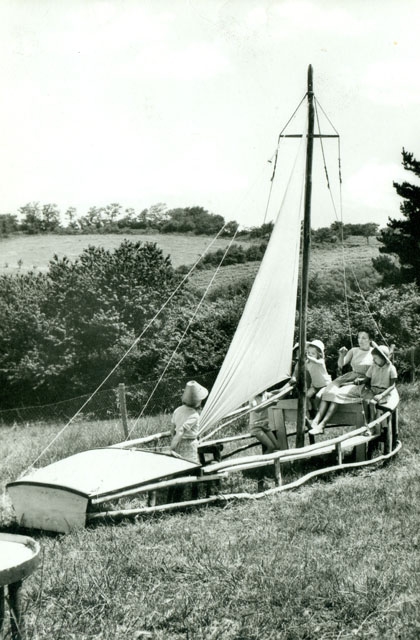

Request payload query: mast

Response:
[296,64,315,447]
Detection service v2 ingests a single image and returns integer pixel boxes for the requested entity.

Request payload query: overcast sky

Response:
[1,0,419,229]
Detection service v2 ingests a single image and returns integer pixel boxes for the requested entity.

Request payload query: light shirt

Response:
[306,358,331,388]
[346,347,373,375]
[171,405,200,440]
[366,362,397,389]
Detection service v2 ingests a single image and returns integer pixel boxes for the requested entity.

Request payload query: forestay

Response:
[199,139,307,436]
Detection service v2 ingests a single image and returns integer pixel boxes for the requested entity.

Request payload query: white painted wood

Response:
[9,449,199,499]
[7,485,89,533]
[0,533,40,586]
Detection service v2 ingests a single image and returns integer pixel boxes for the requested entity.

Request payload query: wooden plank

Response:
[111,431,171,448]
[118,383,129,438]
[8,449,199,500]
[90,473,226,505]
[270,408,289,450]
[203,426,370,473]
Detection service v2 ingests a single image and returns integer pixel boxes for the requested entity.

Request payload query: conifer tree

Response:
[375,149,420,286]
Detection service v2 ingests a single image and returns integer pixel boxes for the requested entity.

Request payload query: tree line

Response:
[0,203,239,237]
[0,201,382,243]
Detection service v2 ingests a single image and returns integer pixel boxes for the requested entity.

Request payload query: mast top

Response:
[307,64,313,94]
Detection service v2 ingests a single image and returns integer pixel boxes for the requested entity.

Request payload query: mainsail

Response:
[199,139,307,436]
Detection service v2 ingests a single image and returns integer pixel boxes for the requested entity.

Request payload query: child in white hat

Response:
[361,343,397,421]
[291,340,331,415]
[305,340,331,409]
[170,380,208,463]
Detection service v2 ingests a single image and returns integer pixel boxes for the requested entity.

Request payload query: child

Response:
[291,340,331,415]
[305,340,332,409]
[361,343,397,421]
[249,391,279,454]
[170,380,208,464]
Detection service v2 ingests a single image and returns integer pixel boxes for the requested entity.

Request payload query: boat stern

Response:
[7,482,89,534]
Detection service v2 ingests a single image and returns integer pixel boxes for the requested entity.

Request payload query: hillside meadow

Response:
[0,233,253,272]
[0,383,419,639]
[0,232,379,274]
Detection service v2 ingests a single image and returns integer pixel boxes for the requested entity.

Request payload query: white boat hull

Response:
[7,448,200,533]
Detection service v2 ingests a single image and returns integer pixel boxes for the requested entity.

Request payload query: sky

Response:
[1,0,419,230]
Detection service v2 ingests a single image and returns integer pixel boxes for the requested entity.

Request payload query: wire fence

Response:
[0,349,418,428]
[0,370,219,427]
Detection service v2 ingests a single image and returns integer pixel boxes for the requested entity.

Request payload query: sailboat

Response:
[7,67,401,533]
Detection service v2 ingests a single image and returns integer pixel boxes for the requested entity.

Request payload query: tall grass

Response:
[0,384,419,638]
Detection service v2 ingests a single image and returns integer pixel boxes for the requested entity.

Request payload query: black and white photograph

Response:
[0,2,419,638]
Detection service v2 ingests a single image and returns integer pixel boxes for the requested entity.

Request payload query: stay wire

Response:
[25,225,233,472]
[313,99,367,419]
[313,99,353,345]
[127,228,243,439]
[264,93,307,224]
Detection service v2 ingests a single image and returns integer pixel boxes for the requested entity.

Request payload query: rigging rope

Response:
[25,225,240,472]
[24,90,394,470]
[126,227,243,439]
[312,97,391,423]
[315,99,391,348]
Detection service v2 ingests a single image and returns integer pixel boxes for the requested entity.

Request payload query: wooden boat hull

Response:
[7,396,400,533]
[7,448,200,533]
[7,484,89,534]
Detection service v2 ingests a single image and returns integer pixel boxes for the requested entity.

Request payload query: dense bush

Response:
[1,234,419,413]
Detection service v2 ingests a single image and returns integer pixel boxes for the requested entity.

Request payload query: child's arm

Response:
[337,347,355,374]
[170,434,181,451]
[306,354,324,364]
[251,392,274,413]
[372,378,397,404]
[290,362,299,385]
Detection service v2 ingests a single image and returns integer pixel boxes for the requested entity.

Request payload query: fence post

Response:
[118,383,129,438]
[411,346,416,383]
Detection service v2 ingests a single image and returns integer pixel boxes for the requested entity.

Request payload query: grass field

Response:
[0,233,253,272]
[0,383,419,639]
[190,237,380,292]
[0,233,379,276]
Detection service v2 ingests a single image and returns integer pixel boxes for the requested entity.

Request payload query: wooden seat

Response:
[272,398,366,429]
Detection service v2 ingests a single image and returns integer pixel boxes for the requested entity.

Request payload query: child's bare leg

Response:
[266,430,280,450]
[317,402,338,429]
[254,430,277,453]
[311,399,329,425]
[306,387,316,416]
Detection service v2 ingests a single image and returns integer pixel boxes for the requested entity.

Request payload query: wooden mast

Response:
[296,64,315,448]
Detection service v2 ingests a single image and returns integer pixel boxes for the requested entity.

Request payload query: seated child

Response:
[249,391,279,454]
[291,339,331,415]
[361,343,397,421]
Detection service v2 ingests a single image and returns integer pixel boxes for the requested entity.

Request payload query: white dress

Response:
[321,347,373,404]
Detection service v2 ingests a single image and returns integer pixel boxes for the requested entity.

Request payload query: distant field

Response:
[190,237,380,291]
[0,233,253,272]
[0,233,379,276]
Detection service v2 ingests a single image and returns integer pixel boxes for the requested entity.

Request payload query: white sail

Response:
[199,140,306,436]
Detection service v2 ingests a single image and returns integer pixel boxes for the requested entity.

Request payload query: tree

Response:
[0,214,18,236]
[78,206,105,231]
[65,207,78,231]
[375,149,420,286]
[19,202,42,234]
[360,223,379,244]
[41,204,61,232]
[103,203,122,228]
